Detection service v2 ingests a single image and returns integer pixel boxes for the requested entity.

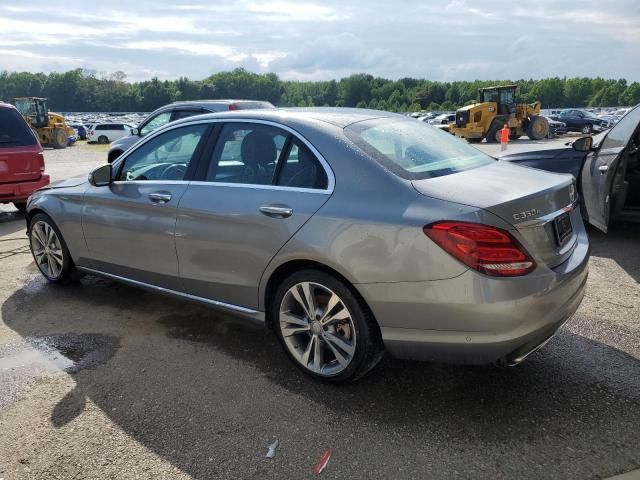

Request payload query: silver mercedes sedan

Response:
[26,108,589,382]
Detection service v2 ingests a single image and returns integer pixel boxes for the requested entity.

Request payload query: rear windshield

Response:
[0,108,37,147]
[344,117,494,180]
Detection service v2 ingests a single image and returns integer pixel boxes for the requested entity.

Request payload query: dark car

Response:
[545,117,567,137]
[550,109,609,134]
[0,102,49,212]
[501,104,640,232]
[107,99,274,163]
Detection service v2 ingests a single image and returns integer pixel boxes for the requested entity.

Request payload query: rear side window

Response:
[206,123,287,185]
[0,108,37,147]
[344,117,493,180]
[277,139,328,189]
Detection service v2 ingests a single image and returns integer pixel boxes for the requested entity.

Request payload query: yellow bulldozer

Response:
[13,97,74,149]
[448,85,549,143]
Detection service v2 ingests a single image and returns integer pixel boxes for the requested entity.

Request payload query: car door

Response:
[175,121,333,310]
[581,105,640,232]
[81,122,211,289]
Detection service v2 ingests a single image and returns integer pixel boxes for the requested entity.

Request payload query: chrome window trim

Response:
[76,266,265,321]
[113,117,335,194]
[187,181,331,195]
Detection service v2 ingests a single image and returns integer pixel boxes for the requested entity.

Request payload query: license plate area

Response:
[553,212,573,246]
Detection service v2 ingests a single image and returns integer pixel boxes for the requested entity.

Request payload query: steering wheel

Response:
[161,163,187,180]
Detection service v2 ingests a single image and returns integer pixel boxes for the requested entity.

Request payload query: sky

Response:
[0,0,638,82]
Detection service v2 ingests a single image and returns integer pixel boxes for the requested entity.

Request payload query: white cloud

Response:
[0,0,638,81]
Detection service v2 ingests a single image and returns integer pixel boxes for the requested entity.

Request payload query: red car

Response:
[0,102,49,212]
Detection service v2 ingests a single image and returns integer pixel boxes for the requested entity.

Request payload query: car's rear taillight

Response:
[38,151,45,172]
[228,104,238,111]
[423,221,536,277]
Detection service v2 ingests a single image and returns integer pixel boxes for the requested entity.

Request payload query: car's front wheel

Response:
[98,135,109,144]
[272,270,384,382]
[581,124,593,134]
[28,213,83,283]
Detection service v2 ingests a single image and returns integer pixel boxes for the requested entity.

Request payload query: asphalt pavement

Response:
[0,139,638,479]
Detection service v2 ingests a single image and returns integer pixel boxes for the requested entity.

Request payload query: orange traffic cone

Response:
[500,124,509,151]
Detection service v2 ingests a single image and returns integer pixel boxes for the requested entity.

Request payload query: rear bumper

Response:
[0,174,50,202]
[357,227,590,365]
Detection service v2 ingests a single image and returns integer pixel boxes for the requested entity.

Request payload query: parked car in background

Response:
[68,123,88,140]
[0,102,49,212]
[428,113,456,125]
[550,109,609,134]
[107,99,275,163]
[87,123,135,144]
[610,107,632,125]
[26,108,588,381]
[544,117,567,137]
[501,104,640,232]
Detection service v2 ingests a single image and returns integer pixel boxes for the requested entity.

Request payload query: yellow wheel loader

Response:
[449,85,549,143]
[13,97,74,149]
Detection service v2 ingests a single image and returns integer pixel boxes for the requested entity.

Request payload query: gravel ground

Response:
[0,139,638,480]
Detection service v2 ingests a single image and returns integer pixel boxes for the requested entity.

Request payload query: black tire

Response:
[466,137,482,143]
[28,213,84,284]
[51,128,67,149]
[581,124,593,134]
[13,202,27,213]
[527,116,549,140]
[98,135,109,144]
[271,269,384,382]
[485,124,501,143]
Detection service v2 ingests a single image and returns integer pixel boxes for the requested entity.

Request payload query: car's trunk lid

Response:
[412,161,578,269]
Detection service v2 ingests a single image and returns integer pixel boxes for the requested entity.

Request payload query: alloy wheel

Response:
[30,221,64,280]
[279,282,357,376]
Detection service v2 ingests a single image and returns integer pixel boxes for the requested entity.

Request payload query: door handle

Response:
[598,165,609,174]
[259,205,293,218]
[149,192,172,204]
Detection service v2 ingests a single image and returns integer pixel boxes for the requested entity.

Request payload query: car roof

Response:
[173,107,401,128]
[171,99,272,106]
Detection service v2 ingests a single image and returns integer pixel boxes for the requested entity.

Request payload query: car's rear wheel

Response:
[272,270,383,382]
[28,213,83,283]
[98,135,109,144]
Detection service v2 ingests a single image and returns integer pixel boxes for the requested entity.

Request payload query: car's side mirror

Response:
[572,136,593,152]
[88,164,112,187]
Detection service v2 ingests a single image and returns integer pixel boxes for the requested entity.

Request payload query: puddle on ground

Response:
[0,333,119,374]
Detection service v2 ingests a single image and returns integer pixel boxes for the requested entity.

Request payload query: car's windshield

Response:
[345,117,494,180]
[0,108,37,147]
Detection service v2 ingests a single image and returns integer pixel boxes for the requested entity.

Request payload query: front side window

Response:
[118,124,207,181]
[140,111,172,136]
[345,117,494,180]
[206,123,287,185]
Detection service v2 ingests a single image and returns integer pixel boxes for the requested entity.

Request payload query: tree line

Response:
[1,68,638,113]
